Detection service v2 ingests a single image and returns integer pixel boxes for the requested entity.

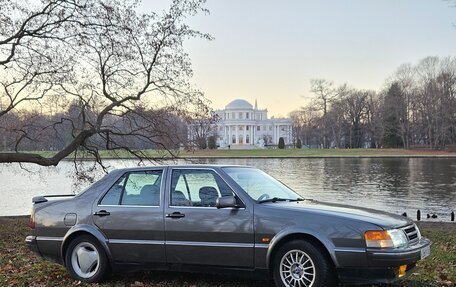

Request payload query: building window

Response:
[269,126,273,131]
[239,112,243,119]
[257,126,260,131]
[232,112,235,119]
[246,126,249,131]
[232,134,236,144]
[246,134,250,144]
[239,126,243,131]
[246,113,249,119]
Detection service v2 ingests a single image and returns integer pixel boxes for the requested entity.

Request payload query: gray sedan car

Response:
[26,165,431,287]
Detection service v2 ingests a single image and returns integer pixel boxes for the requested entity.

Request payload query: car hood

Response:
[269,199,413,229]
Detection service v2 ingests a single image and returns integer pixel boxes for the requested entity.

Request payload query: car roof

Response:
[109,164,253,174]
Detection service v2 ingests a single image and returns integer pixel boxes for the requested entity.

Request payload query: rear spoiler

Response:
[32,194,75,204]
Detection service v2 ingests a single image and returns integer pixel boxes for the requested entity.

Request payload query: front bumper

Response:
[337,237,431,284]
[338,264,416,285]
[25,235,42,256]
[366,237,431,267]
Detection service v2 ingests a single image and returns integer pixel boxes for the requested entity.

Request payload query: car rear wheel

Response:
[65,235,109,283]
[273,240,337,287]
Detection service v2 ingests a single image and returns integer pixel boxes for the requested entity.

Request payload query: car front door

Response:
[164,168,254,268]
[92,169,165,264]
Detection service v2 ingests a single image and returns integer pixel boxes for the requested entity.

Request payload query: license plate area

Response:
[420,245,430,259]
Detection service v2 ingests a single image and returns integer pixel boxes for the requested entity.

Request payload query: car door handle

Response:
[165,212,185,218]
[94,210,110,217]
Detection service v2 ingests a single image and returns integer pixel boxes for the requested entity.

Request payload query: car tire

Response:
[65,235,110,283]
[272,240,337,287]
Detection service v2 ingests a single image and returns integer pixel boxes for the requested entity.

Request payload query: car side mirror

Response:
[216,195,238,209]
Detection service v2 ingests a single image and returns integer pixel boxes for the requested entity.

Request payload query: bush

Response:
[196,137,207,149]
[296,138,302,149]
[278,137,285,149]
[207,136,217,149]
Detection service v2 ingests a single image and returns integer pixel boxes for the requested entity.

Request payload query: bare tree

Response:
[0,0,212,167]
[309,79,347,148]
[187,107,218,150]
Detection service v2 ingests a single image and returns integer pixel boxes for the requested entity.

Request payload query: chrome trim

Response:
[36,236,63,241]
[98,204,160,208]
[168,206,218,209]
[109,239,165,245]
[334,247,366,253]
[370,249,419,257]
[255,244,270,249]
[166,240,254,248]
[25,236,36,243]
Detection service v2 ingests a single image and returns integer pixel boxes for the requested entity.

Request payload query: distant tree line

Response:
[0,103,189,152]
[291,56,456,149]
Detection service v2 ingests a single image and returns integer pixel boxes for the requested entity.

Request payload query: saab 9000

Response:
[26,165,431,287]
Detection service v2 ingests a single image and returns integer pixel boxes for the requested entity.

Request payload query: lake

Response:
[1,158,455,221]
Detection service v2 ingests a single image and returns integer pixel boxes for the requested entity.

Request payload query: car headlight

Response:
[365,229,408,248]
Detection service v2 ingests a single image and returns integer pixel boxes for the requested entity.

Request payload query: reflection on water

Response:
[1,158,455,220]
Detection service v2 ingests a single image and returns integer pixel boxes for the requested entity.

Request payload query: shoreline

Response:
[7,148,456,161]
[58,155,456,161]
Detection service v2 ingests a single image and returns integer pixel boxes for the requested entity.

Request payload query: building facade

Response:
[211,99,293,149]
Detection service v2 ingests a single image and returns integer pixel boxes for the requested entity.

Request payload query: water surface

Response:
[1,158,455,220]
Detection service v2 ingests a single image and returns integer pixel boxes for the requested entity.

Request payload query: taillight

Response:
[28,216,35,229]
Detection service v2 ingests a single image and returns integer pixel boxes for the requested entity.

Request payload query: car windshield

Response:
[223,167,302,202]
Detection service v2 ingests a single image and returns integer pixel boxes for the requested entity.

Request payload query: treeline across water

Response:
[291,56,456,149]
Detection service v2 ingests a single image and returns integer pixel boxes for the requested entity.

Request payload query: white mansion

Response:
[190,99,293,149]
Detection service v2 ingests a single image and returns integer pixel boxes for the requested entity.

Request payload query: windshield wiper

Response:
[258,197,304,204]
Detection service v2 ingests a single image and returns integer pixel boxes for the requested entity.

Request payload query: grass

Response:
[0,217,454,287]
[16,148,456,160]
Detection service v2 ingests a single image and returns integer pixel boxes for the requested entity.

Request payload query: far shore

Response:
[18,148,456,160]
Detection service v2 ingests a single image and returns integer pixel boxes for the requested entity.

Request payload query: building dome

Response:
[225,99,253,110]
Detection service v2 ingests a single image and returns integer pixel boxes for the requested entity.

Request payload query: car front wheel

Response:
[273,240,337,287]
[65,235,110,283]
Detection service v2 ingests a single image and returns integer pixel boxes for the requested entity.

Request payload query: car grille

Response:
[402,224,420,245]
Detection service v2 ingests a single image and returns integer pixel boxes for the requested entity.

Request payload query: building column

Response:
[272,124,276,144]
[228,125,231,144]
[235,125,239,144]
[243,125,246,145]
[252,125,255,145]
[251,125,254,145]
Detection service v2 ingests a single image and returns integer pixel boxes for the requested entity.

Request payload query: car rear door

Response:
[92,168,165,264]
[164,168,254,268]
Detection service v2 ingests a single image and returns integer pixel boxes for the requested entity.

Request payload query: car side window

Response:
[99,175,127,205]
[170,169,234,207]
[100,170,162,206]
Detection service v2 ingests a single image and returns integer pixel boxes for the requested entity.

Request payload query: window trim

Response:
[97,169,164,208]
[168,167,246,209]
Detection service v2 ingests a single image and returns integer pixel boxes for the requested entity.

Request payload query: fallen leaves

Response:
[1,217,455,287]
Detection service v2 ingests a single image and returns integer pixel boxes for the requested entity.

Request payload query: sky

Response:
[142,0,456,117]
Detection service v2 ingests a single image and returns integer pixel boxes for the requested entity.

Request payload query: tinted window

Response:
[100,170,162,206]
[170,169,233,207]
[100,175,126,205]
